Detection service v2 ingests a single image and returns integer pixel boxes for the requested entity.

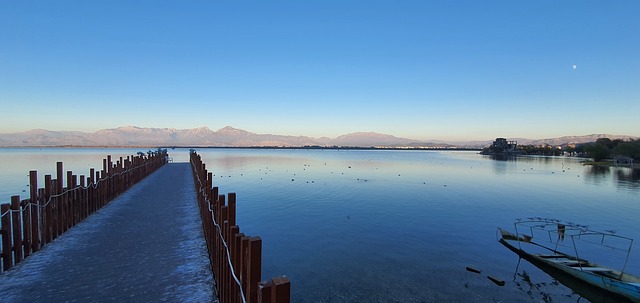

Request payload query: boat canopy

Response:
[511,218,635,275]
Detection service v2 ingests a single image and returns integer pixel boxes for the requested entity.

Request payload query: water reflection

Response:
[512,258,634,303]
[582,165,640,191]
[486,154,520,162]
[614,168,640,191]
[484,154,640,192]
[583,165,611,187]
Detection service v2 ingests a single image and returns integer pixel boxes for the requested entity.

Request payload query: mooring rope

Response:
[191,157,248,303]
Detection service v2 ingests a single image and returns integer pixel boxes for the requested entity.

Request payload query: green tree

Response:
[563,145,575,156]
[612,139,640,161]
[584,142,611,162]
[596,138,613,149]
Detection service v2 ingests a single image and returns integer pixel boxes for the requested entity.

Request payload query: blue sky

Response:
[1,1,638,141]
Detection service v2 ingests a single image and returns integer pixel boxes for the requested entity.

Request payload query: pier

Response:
[0,151,290,303]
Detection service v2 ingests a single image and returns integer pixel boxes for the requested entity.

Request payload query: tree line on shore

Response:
[519,138,640,162]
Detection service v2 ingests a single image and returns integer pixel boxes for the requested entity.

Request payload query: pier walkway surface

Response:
[0,163,216,302]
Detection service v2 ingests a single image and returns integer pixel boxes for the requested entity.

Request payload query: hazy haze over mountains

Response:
[0,126,637,148]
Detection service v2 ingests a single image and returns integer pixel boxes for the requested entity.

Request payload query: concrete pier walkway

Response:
[0,163,216,302]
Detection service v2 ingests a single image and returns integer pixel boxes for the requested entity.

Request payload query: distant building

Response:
[481,138,520,155]
[492,138,517,152]
[613,155,634,166]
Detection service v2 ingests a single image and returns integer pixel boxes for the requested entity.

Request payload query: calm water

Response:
[0,148,149,202]
[2,148,639,302]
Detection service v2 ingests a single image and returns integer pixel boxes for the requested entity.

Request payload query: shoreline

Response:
[0,145,483,151]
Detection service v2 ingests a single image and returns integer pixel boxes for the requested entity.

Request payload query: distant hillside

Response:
[0,126,637,148]
[0,126,344,147]
[519,134,639,146]
[330,132,419,147]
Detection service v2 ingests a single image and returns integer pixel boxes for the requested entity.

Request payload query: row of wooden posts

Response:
[190,151,291,303]
[0,151,168,273]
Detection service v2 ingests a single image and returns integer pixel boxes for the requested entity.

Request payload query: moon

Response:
[572,64,577,70]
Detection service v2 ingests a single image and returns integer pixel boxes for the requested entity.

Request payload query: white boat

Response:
[498,218,640,303]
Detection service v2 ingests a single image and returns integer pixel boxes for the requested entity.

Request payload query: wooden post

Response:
[247,237,262,303]
[228,193,237,228]
[67,171,73,230]
[208,196,216,268]
[100,170,105,207]
[240,236,251,301]
[44,175,52,243]
[89,168,95,214]
[217,194,226,292]
[212,187,219,209]
[102,158,108,201]
[51,179,59,239]
[29,171,39,252]
[234,232,245,285]
[1,203,12,271]
[258,280,274,303]
[272,277,291,303]
[221,205,229,303]
[79,175,86,221]
[37,188,45,247]
[71,174,78,225]
[230,226,240,303]
[56,162,64,236]
[216,195,228,302]
[258,277,291,303]
[11,196,23,264]
[21,198,32,258]
[107,155,112,176]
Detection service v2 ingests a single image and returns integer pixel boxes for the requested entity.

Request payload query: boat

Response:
[498,218,640,303]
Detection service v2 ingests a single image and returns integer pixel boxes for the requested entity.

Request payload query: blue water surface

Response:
[193,148,639,303]
[1,148,639,302]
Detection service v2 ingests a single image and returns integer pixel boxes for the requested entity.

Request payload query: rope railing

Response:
[192,164,248,303]
[190,151,290,303]
[0,151,168,273]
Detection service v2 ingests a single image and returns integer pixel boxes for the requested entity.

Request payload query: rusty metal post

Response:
[10,196,23,264]
[258,280,274,303]
[89,168,95,214]
[272,277,291,303]
[228,193,237,228]
[240,236,251,300]
[1,203,12,271]
[37,188,45,247]
[44,175,52,243]
[56,162,64,235]
[221,206,229,303]
[247,237,262,303]
[217,194,226,288]
[29,170,39,252]
[79,175,86,221]
[67,171,73,230]
[222,217,232,302]
[20,200,31,258]
[229,226,240,303]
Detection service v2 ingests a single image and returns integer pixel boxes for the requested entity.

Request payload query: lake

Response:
[1,147,639,302]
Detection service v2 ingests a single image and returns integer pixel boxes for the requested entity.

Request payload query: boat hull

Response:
[499,229,640,303]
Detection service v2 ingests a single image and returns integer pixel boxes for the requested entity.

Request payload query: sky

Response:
[1,1,638,141]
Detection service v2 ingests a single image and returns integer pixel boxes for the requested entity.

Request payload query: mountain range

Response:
[0,126,637,148]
